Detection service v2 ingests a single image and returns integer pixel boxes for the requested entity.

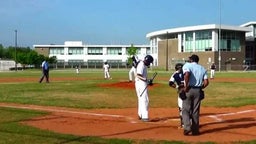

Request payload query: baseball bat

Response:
[140,72,158,97]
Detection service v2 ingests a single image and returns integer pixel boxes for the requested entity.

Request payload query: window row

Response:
[184,30,212,41]
[183,39,240,52]
[220,39,241,52]
[220,31,241,40]
[183,39,213,52]
[49,47,147,55]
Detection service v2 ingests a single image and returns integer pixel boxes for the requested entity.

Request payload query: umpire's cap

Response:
[189,54,199,63]
[175,63,183,71]
[144,55,154,66]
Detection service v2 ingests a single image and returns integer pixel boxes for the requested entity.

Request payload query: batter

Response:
[135,55,153,122]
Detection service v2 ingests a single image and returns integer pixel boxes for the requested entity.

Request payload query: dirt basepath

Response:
[0,103,255,143]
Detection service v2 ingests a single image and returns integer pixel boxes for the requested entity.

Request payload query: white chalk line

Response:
[0,105,138,123]
[205,109,256,122]
[0,104,255,124]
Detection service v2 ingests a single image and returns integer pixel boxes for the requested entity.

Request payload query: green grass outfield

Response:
[0,69,255,144]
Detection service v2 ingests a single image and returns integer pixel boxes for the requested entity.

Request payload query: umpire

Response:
[182,54,209,136]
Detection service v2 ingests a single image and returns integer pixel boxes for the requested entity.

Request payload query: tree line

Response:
[0,44,56,69]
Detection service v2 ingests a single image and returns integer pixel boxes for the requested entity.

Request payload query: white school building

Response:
[34,21,256,70]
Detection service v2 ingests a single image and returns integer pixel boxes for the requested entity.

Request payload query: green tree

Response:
[127,44,138,66]
[27,51,40,65]
[5,46,15,59]
[16,52,27,68]
[0,44,5,58]
[48,56,57,64]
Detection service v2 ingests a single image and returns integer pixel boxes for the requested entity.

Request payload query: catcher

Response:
[169,63,185,128]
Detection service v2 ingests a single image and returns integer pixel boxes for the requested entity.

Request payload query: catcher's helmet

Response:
[144,55,154,66]
[175,63,183,71]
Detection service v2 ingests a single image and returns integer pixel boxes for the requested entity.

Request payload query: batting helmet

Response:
[144,55,154,66]
[175,63,183,71]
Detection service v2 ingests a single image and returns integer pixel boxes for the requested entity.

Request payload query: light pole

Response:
[218,0,222,72]
[15,30,17,71]
[166,31,168,71]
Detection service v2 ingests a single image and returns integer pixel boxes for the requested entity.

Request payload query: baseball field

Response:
[0,69,255,144]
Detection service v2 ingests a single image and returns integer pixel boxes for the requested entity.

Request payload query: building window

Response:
[68,47,83,55]
[184,32,193,52]
[146,47,151,54]
[107,60,122,68]
[185,32,193,41]
[56,60,65,67]
[49,47,64,55]
[195,30,212,52]
[107,47,122,55]
[87,60,103,68]
[220,31,241,52]
[195,30,212,40]
[68,60,83,66]
[88,47,103,55]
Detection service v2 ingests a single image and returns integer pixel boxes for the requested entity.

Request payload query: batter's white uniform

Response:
[129,66,136,81]
[103,63,111,79]
[135,60,149,120]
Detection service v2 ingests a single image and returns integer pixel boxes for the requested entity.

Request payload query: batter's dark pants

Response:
[39,70,49,83]
[182,88,201,134]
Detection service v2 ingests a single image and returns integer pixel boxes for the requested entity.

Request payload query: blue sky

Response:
[1,0,255,48]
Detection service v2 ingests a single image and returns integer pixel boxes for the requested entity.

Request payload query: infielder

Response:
[135,55,154,122]
[103,62,111,79]
[75,65,80,74]
[210,62,216,79]
[169,63,185,128]
[129,55,138,82]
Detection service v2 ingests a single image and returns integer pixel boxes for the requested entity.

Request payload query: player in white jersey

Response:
[135,55,153,122]
[103,62,111,79]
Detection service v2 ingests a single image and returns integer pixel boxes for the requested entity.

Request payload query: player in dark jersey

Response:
[169,63,184,128]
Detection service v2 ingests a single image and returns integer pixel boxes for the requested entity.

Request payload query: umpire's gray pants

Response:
[182,88,201,133]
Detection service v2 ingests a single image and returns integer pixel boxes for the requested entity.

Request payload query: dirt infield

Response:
[1,103,255,143]
[0,77,256,143]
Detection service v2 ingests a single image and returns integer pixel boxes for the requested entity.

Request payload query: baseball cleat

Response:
[141,118,149,122]
[183,130,191,136]
[178,125,184,129]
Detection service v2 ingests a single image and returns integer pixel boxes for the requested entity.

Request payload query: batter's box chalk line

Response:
[1,104,255,125]
[204,109,256,123]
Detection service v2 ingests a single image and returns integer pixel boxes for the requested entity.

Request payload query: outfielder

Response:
[135,55,154,122]
[103,62,111,79]
[169,63,185,128]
